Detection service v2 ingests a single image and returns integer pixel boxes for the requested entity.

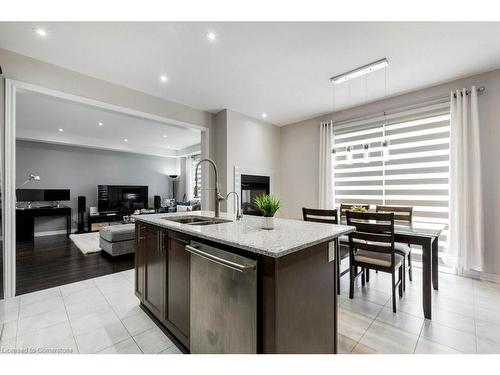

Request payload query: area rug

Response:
[70,232,101,254]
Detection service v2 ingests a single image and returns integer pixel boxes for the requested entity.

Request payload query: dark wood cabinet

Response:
[134,223,146,301]
[165,231,191,347]
[135,223,191,349]
[142,224,166,320]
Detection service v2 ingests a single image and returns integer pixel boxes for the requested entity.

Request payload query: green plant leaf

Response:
[253,194,282,217]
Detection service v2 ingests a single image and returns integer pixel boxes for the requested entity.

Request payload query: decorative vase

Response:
[263,216,275,230]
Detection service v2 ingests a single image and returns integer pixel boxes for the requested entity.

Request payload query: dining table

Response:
[340,218,447,320]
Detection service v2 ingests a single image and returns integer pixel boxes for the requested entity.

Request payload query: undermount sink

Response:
[163,216,232,226]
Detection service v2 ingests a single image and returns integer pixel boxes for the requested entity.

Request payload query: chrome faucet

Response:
[226,191,243,221]
[194,158,225,218]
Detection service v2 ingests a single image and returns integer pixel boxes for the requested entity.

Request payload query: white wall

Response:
[280,68,500,276]
[214,110,228,211]
[280,115,327,219]
[214,109,282,216]
[226,110,281,214]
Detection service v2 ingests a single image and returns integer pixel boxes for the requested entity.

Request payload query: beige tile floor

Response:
[0,270,181,354]
[1,267,499,354]
[338,265,500,354]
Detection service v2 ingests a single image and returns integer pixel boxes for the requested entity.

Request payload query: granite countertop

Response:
[134,210,355,258]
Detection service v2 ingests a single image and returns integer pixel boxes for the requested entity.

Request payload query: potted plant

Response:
[349,205,368,213]
[254,194,282,230]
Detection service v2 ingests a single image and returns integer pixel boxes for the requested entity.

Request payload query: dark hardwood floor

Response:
[16,234,134,296]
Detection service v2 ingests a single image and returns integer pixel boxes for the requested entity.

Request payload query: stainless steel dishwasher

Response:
[185,241,257,354]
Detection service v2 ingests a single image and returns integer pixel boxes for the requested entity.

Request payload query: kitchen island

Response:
[134,211,354,354]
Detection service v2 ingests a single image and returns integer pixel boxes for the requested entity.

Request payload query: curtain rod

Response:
[453,86,486,98]
[332,85,486,128]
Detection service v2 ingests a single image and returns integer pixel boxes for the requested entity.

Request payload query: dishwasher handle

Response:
[185,244,255,273]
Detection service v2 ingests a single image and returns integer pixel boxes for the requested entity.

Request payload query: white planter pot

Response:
[263,216,275,230]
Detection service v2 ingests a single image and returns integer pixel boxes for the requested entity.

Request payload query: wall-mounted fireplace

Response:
[241,174,270,216]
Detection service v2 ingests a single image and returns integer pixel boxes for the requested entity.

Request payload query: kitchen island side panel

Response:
[262,241,337,354]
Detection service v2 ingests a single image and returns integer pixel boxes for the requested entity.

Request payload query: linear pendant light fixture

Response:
[330,58,389,85]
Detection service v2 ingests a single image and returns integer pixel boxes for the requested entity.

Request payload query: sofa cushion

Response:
[99,224,135,242]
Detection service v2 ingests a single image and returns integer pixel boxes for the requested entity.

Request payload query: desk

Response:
[16,205,72,241]
[340,219,446,320]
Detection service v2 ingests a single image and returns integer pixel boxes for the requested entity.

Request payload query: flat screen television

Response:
[16,189,71,202]
[98,185,148,214]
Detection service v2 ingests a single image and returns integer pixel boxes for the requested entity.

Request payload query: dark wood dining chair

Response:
[346,211,404,313]
[338,203,372,281]
[302,208,346,295]
[376,205,414,284]
[338,203,370,245]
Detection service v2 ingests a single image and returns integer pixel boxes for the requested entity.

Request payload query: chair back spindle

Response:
[302,208,338,225]
[376,205,413,223]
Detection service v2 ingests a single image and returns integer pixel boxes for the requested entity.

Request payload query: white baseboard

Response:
[407,262,500,284]
[462,269,500,284]
[34,229,77,237]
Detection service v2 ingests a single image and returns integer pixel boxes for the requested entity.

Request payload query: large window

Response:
[191,154,202,198]
[333,108,450,262]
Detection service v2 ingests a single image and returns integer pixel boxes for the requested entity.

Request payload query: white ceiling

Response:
[16,89,201,158]
[2,22,500,125]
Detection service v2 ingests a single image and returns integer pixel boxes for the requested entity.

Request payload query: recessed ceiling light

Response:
[167,145,171,149]
[98,122,103,126]
[58,128,63,132]
[261,113,267,119]
[34,28,47,37]
[163,135,168,138]
[124,138,128,142]
[207,32,216,41]
[160,75,168,83]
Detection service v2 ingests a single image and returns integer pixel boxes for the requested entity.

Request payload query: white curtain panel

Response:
[318,121,334,209]
[447,86,484,272]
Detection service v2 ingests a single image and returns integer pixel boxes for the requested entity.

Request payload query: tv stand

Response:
[88,212,125,232]
[88,210,164,232]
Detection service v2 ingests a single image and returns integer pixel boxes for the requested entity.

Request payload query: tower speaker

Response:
[154,195,161,213]
[78,196,86,213]
[77,196,86,233]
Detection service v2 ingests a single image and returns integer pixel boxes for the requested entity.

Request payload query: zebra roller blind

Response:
[333,104,450,260]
